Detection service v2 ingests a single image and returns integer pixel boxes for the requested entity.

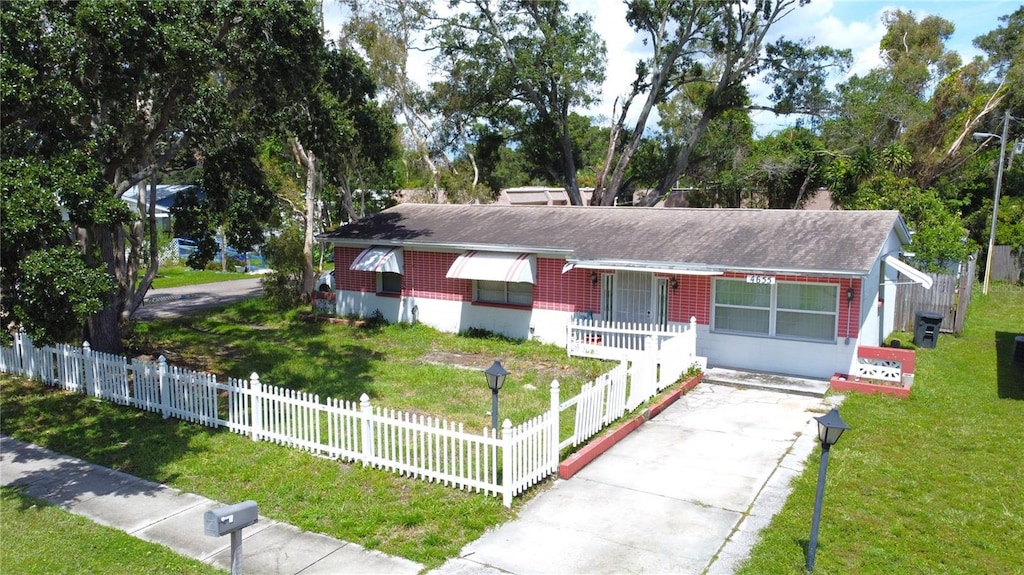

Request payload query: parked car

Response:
[317,269,335,292]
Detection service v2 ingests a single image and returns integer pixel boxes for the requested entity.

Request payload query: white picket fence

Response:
[567,316,701,363]
[0,331,701,506]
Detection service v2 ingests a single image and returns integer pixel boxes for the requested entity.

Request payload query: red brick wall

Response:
[666,274,712,325]
[534,259,600,312]
[405,251,470,301]
[334,246,375,292]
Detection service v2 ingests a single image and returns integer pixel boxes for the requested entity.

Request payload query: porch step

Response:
[702,367,830,398]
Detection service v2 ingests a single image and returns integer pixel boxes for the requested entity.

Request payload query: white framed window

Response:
[713,278,837,342]
[476,280,533,306]
[377,272,401,295]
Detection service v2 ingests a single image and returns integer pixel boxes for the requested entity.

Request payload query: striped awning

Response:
[446,251,536,284]
[349,246,404,274]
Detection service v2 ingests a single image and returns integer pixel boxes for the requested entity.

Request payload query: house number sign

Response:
[746,275,776,285]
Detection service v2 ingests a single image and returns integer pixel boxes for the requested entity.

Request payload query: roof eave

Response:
[316,235,573,257]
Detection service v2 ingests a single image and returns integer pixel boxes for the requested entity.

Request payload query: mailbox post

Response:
[204,500,258,575]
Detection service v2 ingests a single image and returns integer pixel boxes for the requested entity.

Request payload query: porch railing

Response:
[567,316,698,361]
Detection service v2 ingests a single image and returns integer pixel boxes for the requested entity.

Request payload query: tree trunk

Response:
[648,111,715,205]
[290,137,319,295]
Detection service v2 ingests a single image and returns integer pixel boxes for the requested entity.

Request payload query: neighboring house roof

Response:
[122,184,202,217]
[498,187,594,206]
[318,204,910,277]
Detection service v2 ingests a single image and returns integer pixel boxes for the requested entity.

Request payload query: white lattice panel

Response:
[854,357,902,382]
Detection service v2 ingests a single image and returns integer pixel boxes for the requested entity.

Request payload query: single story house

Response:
[316,204,931,379]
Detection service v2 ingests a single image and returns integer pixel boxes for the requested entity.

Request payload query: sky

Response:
[326,0,1018,137]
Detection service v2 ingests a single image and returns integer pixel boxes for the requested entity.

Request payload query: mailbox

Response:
[204,500,258,537]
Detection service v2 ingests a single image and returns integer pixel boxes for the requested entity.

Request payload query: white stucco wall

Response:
[696,324,859,380]
[336,290,574,344]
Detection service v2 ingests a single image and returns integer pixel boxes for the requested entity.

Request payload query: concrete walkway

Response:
[431,383,838,575]
[2,382,837,575]
[0,436,422,575]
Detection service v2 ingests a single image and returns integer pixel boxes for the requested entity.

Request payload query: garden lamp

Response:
[484,360,509,430]
[807,407,851,571]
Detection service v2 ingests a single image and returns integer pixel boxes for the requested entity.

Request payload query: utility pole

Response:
[982,110,1011,295]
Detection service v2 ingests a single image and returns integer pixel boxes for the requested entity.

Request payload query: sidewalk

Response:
[0,435,423,575]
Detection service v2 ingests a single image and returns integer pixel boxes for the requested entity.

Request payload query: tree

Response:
[590,0,850,206]
[0,153,117,346]
[432,0,606,205]
[1,0,324,352]
[342,0,449,201]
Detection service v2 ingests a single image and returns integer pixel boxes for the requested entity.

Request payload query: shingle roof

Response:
[318,204,907,276]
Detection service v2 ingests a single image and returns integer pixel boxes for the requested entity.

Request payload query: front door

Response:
[603,271,668,326]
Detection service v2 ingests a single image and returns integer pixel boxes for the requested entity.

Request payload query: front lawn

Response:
[130,298,610,432]
[148,265,251,289]
[1,299,611,568]
[739,282,1024,574]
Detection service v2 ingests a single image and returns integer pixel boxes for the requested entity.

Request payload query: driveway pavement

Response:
[2,382,836,575]
[135,277,264,320]
[430,383,837,575]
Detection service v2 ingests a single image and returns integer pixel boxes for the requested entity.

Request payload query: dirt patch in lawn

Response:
[418,351,591,383]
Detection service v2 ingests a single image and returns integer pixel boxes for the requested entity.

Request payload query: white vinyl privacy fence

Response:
[1,332,700,506]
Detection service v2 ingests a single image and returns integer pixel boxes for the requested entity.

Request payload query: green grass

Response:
[0,374,513,568]
[149,265,250,289]
[130,297,610,433]
[738,282,1024,575]
[0,298,612,568]
[1,487,222,574]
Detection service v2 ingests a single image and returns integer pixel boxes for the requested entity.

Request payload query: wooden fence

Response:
[990,245,1023,284]
[0,331,697,507]
[894,254,977,335]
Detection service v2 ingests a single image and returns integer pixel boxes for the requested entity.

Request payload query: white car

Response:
[317,269,335,292]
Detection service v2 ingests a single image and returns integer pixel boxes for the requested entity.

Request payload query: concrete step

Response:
[702,367,830,398]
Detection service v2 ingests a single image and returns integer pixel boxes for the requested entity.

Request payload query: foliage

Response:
[1,0,326,353]
[594,0,850,205]
[432,0,606,205]
[0,153,121,346]
[739,284,1024,574]
[850,173,973,270]
[260,226,307,310]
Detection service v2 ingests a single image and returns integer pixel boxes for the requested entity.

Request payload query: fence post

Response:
[157,356,169,418]
[83,341,95,397]
[550,379,560,473]
[360,393,373,465]
[502,418,513,508]
[249,373,262,441]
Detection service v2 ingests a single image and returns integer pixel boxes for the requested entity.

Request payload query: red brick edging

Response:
[558,373,703,479]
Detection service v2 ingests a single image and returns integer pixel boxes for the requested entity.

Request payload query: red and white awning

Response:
[349,246,404,274]
[446,251,536,284]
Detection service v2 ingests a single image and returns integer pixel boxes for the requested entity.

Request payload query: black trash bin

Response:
[914,311,943,348]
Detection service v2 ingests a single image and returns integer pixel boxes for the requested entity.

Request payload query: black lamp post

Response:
[807,407,851,572]
[484,360,509,430]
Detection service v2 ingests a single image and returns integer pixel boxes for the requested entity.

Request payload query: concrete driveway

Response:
[431,383,836,575]
[134,278,264,320]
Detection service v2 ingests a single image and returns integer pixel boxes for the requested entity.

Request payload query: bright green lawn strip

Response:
[0,487,222,575]
[149,265,250,289]
[0,377,512,568]
[738,283,1024,575]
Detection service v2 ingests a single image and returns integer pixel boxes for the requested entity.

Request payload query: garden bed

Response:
[830,373,912,398]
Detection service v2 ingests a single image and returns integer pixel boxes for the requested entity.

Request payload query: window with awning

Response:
[446,251,536,284]
[349,246,404,274]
